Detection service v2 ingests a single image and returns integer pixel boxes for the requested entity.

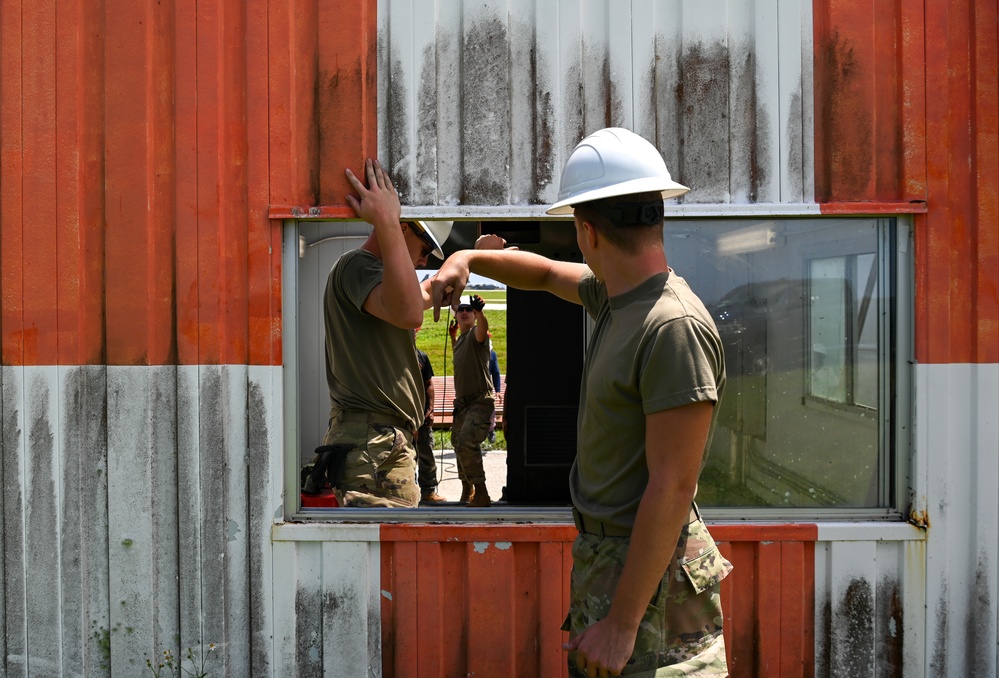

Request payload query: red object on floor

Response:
[301,489,340,508]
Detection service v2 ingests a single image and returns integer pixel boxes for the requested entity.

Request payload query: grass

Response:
[427,427,507,452]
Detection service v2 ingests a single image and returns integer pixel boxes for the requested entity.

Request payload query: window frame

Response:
[281,214,914,523]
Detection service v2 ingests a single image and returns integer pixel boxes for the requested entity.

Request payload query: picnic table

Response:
[428,376,505,428]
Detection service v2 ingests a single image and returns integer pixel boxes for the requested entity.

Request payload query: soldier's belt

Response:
[337,410,416,436]
[572,505,700,538]
[452,390,494,410]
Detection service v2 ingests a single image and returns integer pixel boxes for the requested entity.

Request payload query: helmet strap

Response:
[586,201,664,227]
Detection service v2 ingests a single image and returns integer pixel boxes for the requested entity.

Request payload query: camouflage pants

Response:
[563,516,733,676]
[321,419,419,508]
[415,420,438,491]
[450,394,494,485]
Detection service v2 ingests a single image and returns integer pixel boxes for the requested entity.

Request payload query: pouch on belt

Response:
[303,443,354,493]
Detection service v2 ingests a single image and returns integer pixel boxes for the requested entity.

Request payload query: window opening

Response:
[286,217,906,520]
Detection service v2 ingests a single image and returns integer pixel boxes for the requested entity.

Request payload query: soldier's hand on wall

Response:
[344,159,401,230]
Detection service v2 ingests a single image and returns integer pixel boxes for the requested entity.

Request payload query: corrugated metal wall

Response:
[813,2,999,676]
[0,0,358,673]
[1,0,997,674]
[377,0,814,210]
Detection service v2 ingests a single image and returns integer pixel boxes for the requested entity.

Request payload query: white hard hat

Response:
[412,220,453,259]
[546,128,689,215]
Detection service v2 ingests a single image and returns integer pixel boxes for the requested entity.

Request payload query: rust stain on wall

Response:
[876,578,904,677]
[931,581,948,674]
[380,13,777,209]
[460,17,511,205]
[247,379,272,674]
[837,579,875,675]
[816,32,870,201]
[415,42,440,201]
[966,561,992,676]
[296,585,323,677]
[675,41,731,201]
[385,49,413,202]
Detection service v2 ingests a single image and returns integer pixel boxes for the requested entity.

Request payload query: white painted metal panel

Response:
[322,541,379,676]
[815,535,926,678]
[916,363,999,678]
[1,365,283,677]
[272,525,382,677]
[1,366,111,677]
[378,0,812,210]
[107,366,181,675]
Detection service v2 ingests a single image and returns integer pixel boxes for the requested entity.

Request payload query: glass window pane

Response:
[854,253,879,408]
[664,218,891,509]
[809,257,848,402]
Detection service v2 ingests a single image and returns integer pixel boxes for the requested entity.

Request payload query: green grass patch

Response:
[470,289,507,301]
[427,427,506,452]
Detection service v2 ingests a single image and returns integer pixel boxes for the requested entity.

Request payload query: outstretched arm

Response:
[431,248,588,321]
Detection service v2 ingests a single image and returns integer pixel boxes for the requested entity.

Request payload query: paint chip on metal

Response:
[381,590,393,600]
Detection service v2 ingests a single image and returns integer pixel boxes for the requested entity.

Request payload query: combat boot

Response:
[466,483,491,507]
[421,490,446,504]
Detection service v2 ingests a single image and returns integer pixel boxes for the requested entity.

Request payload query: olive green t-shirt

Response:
[571,269,726,532]
[452,330,494,400]
[323,249,423,431]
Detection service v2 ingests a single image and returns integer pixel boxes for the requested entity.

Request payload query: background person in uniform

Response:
[487,336,501,443]
[432,128,733,676]
[307,158,451,508]
[447,294,495,507]
[414,329,446,503]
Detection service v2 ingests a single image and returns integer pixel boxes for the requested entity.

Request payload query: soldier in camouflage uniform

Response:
[433,128,732,675]
[305,158,451,508]
[448,294,495,507]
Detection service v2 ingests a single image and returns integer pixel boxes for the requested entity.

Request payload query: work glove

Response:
[448,320,458,338]
[470,294,485,312]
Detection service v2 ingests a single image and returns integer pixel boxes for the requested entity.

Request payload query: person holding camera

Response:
[447,293,495,507]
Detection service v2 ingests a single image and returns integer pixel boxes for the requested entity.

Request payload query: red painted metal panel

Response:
[104,0,177,365]
[1,0,387,368]
[175,0,200,366]
[1,0,24,365]
[813,1,910,203]
[815,0,999,364]
[20,0,59,365]
[317,0,378,206]
[188,0,250,365]
[755,542,783,676]
[1,0,383,366]
[713,526,818,678]
[246,0,282,366]
[266,0,319,209]
[56,0,106,366]
[917,0,999,364]
[817,201,928,215]
[0,0,106,366]
[381,523,816,678]
[381,524,575,678]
